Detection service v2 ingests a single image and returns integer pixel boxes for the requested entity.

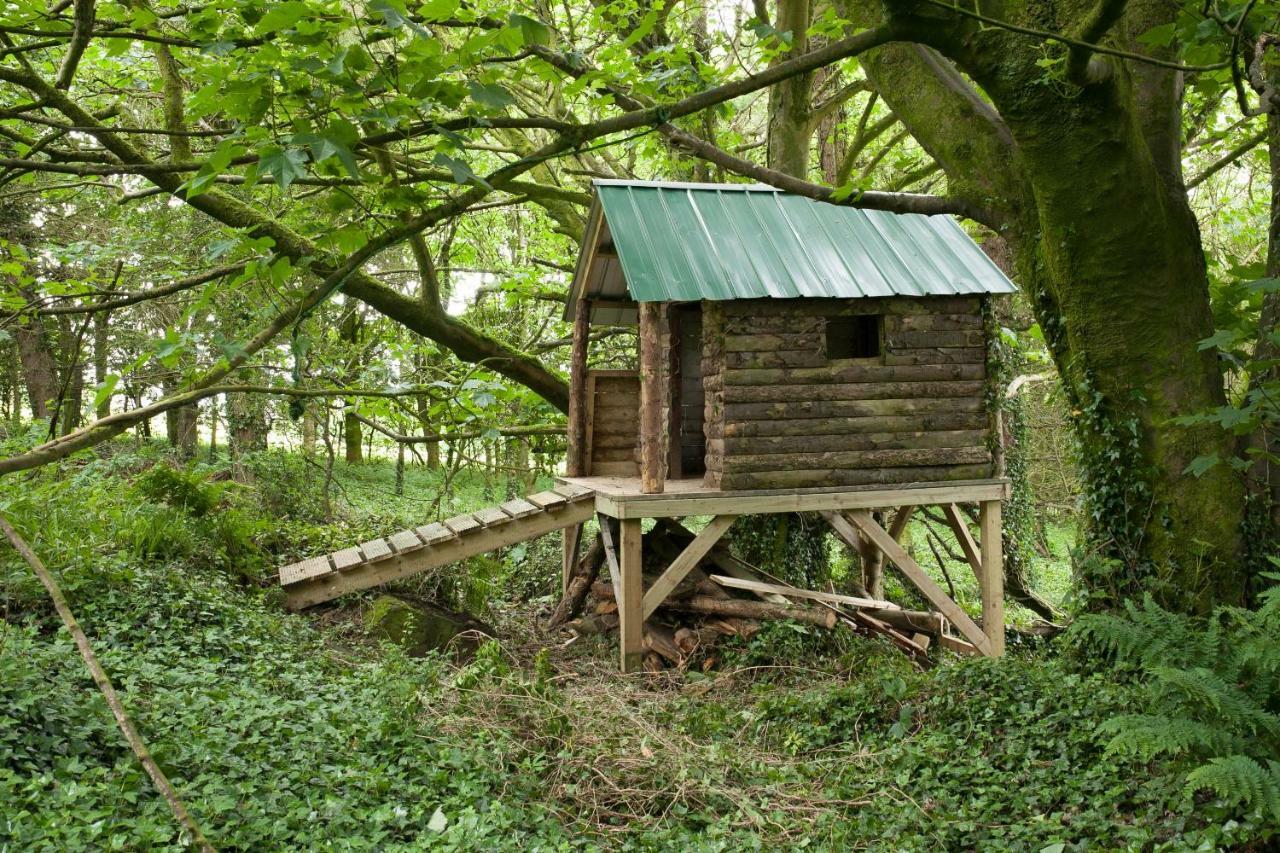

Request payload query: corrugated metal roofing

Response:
[568,180,1016,319]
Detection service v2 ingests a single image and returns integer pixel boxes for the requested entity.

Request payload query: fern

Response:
[1070,582,1280,823]
[1185,757,1280,821]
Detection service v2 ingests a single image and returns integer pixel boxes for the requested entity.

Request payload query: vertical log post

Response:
[618,517,644,672]
[561,522,583,596]
[566,297,591,477]
[638,301,666,494]
[979,499,1005,656]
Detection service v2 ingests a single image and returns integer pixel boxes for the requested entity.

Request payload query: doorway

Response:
[670,305,705,477]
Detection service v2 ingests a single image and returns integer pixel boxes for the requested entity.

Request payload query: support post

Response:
[618,518,644,672]
[638,301,666,494]
[979,499,1005,656]
[566,297,590,477]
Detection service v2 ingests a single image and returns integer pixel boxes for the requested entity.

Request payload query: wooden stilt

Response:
[618,518,645,672]
[979,499,1005,656]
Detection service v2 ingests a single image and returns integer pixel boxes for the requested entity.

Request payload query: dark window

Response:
[826,315,882,359]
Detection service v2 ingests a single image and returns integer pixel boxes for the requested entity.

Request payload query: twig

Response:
[0,512,216,851]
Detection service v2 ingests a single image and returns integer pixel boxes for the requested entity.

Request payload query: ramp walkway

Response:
[279,483,595,609]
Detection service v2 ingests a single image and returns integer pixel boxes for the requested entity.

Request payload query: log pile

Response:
[549,518,945,671]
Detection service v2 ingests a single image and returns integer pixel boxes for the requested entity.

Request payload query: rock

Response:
[364,594,495,659]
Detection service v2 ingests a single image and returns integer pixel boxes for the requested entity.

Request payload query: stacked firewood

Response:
[547,518,945,671]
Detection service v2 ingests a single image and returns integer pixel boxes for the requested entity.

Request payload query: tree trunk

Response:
[765,0,813,179]
[93,310,111,419]
[15,319,58,421]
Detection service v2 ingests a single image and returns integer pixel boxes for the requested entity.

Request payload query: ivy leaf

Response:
[259,146,308,192]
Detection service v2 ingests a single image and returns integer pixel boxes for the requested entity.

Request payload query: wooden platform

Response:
[557,475,1009,519]
[278,483,596,610]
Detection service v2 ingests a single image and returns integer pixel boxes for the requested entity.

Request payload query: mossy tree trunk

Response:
[843,0,1248,610]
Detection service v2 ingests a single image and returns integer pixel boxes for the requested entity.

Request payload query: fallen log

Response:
[663,595,838,628]
[546,533,605,628]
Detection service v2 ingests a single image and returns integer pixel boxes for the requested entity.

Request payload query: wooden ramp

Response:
[279,483,596,610]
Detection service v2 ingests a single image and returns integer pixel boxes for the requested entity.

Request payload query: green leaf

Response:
[508,13,551,45]
[1184,455,1220,477]
[259,147,309,192]
[467,81,514,110]
[92,375,119,413]
[433,153,491,188]
[254,1,309,35]
[419,0,460,22]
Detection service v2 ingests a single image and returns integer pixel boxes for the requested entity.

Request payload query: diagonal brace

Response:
[641,515,736,619]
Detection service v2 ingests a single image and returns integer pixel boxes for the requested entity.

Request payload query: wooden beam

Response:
[637,301,666,494]
[561,522,583,596]
[942,503,983,583]
[618,518,644,673]
[566,296,591,477]
[979,499,1005,656]
[596,479,1010,519]
[597,513,622,595]
[707,575,898,610]
[641,515,737,619]
[845,509,992,655]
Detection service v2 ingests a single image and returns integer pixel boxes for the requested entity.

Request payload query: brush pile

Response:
[547,518,948,671]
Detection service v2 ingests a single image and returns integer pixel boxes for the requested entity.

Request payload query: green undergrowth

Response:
[0,438,1274,848]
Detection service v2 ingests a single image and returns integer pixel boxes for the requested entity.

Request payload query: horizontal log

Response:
[721,296,981,317]
[882,347,986,366]
[890,330,985,348]
[592,432,639,450]
[662,595,838,628]
[718,463,992,490]
[723,396,984,420]
[591,460,639,476]
[592,446,637,463]
[724,332,822,352]
[725,350,829,369]
[887,312,983,332]
[717,429,988,456]
[720,413,988,437]
[723,314,826,334]
[724,363,983,386]
[721,446,990,473]
[722,380,986,403]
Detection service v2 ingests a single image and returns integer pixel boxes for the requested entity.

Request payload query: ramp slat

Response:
[499,498,539,518]
[473,506,512,526]
[280,556,331,586]
[443,514,480,536]
[553,483,594,501]
[414,522,454,545]
[388,529,424,553]
[527,490,568,510]
[332,547,363,571]
[359,538,393,562]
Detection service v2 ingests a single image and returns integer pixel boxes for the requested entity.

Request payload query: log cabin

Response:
[279,180,1019,673]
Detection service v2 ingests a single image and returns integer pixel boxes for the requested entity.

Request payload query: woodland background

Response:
[1,0,1280,846]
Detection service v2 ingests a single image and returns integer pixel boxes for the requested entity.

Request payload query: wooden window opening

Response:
[826,315,882,360]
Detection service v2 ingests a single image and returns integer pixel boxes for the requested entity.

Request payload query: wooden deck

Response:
[557,475,1009,519]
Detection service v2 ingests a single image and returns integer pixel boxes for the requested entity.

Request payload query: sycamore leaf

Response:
[254,1,309,35]
[467,81,514,110]
[259,147,308,192]
[509,13,551,45]
[92,375,119,413]
[419,0,461,22]
[433,153,491,188]
[1184,455,1220,477]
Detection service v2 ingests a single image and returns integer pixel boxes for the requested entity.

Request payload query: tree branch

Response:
[54,0,94,89]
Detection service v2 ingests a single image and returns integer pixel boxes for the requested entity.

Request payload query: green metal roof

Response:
[569,181,1015,321]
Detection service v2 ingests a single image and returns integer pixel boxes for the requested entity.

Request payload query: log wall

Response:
[709,297,993,490]
[588,371,641,476]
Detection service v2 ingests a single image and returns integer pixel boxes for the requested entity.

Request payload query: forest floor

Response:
[0,435,1269,849]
